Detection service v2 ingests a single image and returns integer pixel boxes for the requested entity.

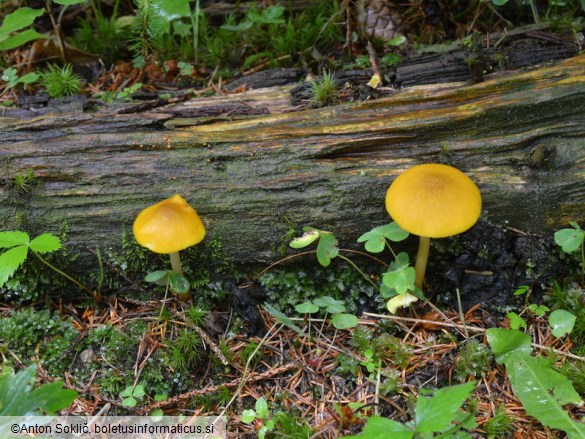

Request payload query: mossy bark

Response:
[1,55,584,266]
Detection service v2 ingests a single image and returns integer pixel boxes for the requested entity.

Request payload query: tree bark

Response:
[1,55,584,266]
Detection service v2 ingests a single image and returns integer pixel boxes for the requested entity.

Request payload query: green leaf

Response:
[241,409,257,423]
[415,382,476,433]
[331,313,359,329]
[357,223,409,253]
[132,385,145,398]
[326,303,346,314]
[344,416,414,439]
[295,301,319,314]
[0,29,47,51]
[119,386,134,398]
[0,365,76,417]
[555,228,585,253]
[383,266,415,295]
[169,271,190,294]
[53,0,88,4]
[0,8,45,35]
[255,397,269,419]
[0,231,29,248]
[549,309,576,337]
[313,296,343,308]
[316,232,339,267]
[486,328,532,364]
[29,233,61,253]
[290,229,319,248]
[505,353,585,437]
[17,71,40,85]
[221,21,253,32]
[122,396,137,407]
[151,0,190,20]
[0,245,28,288]
[247,5,285,24]
[388,35,406,46]
[144,270,169,284]
[491,0,510,5]
[262,303,305,336]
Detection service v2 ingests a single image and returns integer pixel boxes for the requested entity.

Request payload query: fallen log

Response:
[1,55,584,270]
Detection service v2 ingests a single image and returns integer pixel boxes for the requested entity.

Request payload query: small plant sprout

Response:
[385,164,482,298]
[309,70,338,107]
[133,194,206,301]
[555,221,585,284]
[241,397,274,439]
[0,231,100,301]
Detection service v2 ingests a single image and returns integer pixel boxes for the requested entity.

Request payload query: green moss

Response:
[0,308,78,375]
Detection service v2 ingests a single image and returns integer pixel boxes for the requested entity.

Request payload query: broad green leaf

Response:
[505,353,585,437]
[357,223,409,253]
[555,228,585,253]
[152,0,190,20]
[486,328,531,364]
[415,382,476,433]
[221,21,253,32]
[343,416,413,439]
[392,252,410,270]
[241,409,257,423]
[549,309,576,337]
[144,270,169,284]
[290,229,319,248]
[0,8,45,34]
[0,29,47,51]
[262,303,305,336]
[388,35,406,46]
[0,231,29,248]
[316,232,339,267]
[0,365,76,416]
[0,245,28,288]
[169,271,190,294]
[29,233,61,253]
[54,0,88,4]
[122,396,137,407]
[255,397,269,419]
[295,301,319,314]
[331,313,359,329]
[325,303,346,314]
[17,71,40,85]
[492,0,510,5]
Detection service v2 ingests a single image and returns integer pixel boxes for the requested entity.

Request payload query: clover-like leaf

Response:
[295,301,319,314]
[331,313,359,329]
[357,223,409,253]
[554,227,584,253]
[169,271,190,295]
[316,232,339,267]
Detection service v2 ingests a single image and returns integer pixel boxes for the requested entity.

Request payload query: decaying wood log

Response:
[1,55,584,268]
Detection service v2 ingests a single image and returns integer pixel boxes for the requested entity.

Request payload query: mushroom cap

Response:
[385,164,481,238]
[133,194,206,254]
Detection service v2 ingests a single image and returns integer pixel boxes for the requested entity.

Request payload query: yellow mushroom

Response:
[133,194,206,277]
[385,164,481,291]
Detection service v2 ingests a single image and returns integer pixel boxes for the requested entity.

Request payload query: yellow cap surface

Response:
[133,194,206,254]
[385,164,481,238]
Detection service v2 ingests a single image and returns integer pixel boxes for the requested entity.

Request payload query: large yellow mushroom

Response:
[385,164,481,292]
[133,194,206,279]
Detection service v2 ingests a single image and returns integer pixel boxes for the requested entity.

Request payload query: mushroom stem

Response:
[169,252,184,275]
[414,236,431,290]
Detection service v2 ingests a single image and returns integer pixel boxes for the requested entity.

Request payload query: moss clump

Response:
[0,308,78,375]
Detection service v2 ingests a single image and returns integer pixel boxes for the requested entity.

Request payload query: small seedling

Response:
[555,221,585,283]
[120,384,145,407]
[0,231,99,301]
[241,397,274,439]
[1,67,39,91]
